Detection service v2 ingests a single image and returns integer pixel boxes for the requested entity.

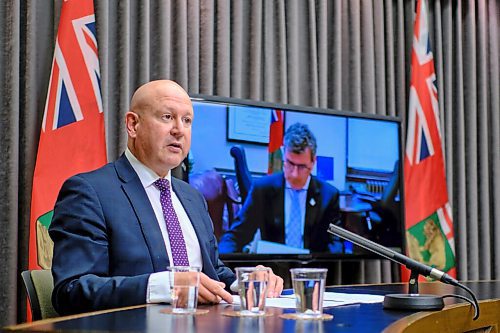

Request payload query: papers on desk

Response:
[227,292,384,309]
[322,292,384,303]
[255,240,310,254]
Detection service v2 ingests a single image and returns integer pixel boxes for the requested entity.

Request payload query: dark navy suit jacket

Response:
[50,154,235,315]
[219,173,340,253]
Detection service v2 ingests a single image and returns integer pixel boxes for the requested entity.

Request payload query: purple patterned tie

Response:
[154,178,190,266]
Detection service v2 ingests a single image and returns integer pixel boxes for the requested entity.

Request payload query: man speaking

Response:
[50,80,283,315]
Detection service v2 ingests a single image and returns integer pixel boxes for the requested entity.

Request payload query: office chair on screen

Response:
[230,145,253,203]
[355,161,401,247]
[189,170,241,239]
[21,269,59,320]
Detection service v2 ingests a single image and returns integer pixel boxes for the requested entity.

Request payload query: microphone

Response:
[328,223,479,316]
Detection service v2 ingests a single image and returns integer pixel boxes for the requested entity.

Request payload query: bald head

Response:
[130,80,191,115]
[125,80,194,177]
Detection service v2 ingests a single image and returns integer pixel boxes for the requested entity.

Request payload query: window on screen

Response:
[347,118,399,172]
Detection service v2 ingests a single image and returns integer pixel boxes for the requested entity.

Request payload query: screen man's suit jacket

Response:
[219,173,340,253]
[50,154,235,315]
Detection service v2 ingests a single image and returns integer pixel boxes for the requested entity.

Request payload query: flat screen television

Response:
[188,95,404,261]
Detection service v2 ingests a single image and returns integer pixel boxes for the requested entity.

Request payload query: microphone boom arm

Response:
[328,223,479,319]
[327,223,458,286]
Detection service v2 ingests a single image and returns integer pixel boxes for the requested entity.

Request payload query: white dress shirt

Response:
[125,149,202,303]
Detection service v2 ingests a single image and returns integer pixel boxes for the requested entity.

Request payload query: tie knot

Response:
[154,178,170,192]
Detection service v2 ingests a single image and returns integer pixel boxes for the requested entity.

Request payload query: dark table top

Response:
[6,281,500,332]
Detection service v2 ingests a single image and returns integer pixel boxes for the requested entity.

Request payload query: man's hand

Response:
[256,265,284,298]
[197,273,233,304]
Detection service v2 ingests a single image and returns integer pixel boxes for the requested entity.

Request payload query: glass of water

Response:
[290,268,327,318]
[235,267,270,316]
[167,266,201,314]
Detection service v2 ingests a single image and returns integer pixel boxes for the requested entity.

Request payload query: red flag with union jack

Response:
[403,0,456,279]
[268,110,284,174]
[28,0,107,273]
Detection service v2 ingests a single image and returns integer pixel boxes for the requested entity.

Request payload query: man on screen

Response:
[219,123,341,253]
[50,80,283,315]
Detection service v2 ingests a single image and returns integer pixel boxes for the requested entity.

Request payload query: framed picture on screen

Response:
[226,105,271,145]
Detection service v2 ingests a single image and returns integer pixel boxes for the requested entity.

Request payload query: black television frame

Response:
[189,94,406,263]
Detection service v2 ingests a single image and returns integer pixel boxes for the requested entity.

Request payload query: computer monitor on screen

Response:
[188,95,404,259]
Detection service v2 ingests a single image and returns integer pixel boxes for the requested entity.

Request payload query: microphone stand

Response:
[328,223,479,318]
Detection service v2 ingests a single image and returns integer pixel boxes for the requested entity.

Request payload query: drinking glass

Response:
[290,268,327,318]
[235,267,270,316]
[167,266,201,314]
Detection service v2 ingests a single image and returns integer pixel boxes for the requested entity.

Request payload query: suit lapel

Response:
[171,179,215,275]
[274,176,286,244]
[115,155,170,272]
[304,177,321,249]
[171,179,212,236]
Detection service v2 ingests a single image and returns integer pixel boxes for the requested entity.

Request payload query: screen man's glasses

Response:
[283,159,312,173]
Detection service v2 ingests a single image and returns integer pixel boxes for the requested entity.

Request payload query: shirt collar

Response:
[125,148,172,188]
[285,175,311,191]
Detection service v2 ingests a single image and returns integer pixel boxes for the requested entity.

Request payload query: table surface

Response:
[5,281,500,333]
